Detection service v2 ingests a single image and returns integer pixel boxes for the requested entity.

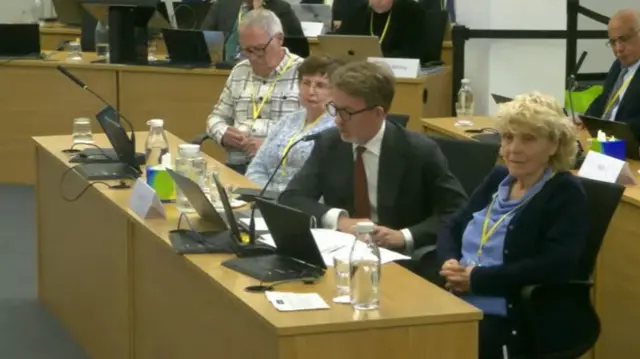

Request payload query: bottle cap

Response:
[356,221,375,233]
[461,78,471,84]
[178,143,201,155]
[147,119,164,127]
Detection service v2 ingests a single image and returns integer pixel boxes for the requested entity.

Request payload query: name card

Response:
[129,178,166,219]
[367,57,420,78]
[301,21,324,37]
[578,151,637,185]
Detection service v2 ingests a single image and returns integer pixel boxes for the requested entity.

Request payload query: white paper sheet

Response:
[239,217,268,231]
[265,291,330,312]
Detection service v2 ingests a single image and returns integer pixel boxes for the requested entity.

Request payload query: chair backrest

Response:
[422,10,448,63]
[387,113,409,128]
[428,135,500,196]
[576,177,624,279]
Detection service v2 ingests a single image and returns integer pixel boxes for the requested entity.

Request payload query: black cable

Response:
[62,142,112,160]
[244,268,320,293]
[59,164,134,203]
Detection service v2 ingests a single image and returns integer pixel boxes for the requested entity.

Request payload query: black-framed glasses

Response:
[240,36,275,57]
[326,102,377,121]
[606,30,640,48]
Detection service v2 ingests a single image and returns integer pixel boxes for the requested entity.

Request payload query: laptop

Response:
[52,0,83,25]
[73,106,141,180]
[221,198,327,282]
[579,114,640,160]
[0,24,41,59]
[317,35,382,62]
[291,4,332,34]
[159,29,224,67]
[70,106,145,165]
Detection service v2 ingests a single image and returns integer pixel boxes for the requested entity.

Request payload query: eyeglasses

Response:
[606,30,640,47]
[326,102,377,121]
[240,36,274,57]
[300,79,329,91]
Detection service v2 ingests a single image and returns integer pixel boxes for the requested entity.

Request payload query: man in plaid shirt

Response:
[206,8,304,174]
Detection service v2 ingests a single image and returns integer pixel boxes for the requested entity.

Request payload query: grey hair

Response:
[239,9,284,37]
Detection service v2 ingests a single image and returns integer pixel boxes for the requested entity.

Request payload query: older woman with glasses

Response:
[246,56,341,191]
[437,92,589,359]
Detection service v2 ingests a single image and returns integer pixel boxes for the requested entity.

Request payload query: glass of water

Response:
[203,166,222,209]
[333,253,350,300]
[67,41,83,61]
[72,117,94,145]
[454,102,474,127]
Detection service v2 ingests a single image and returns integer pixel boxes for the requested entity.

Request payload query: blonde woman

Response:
[437,93,588,359]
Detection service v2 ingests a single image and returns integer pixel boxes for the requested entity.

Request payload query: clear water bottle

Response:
[31,0,45,25]
[95,21,110,61]
[349,222,381,311]
[175,144,207,213]
[455,78,475,127]
[144,119,169,168]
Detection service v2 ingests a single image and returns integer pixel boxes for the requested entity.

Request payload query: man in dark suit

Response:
[279,61,467,253]
[586,9,640,140]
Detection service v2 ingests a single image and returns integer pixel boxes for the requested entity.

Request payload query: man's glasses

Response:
[326,102,377,121]
[606,29,640,47]
[240,37,274,57]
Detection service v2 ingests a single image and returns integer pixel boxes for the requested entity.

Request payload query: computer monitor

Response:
[82,0,171,64]
[0,24,41,58]
[52,0,84,25]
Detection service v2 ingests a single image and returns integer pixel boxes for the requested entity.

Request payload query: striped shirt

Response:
[206,49,304,164]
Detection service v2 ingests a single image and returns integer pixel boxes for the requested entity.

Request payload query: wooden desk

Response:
[35,131,481,359]
[421,116,640,359]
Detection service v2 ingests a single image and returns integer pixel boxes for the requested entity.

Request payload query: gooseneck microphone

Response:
[247,130,324,244]
[567,51,588,166]
[56,65,137,150]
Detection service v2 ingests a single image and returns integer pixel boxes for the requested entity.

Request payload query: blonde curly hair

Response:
[495,92,578,172]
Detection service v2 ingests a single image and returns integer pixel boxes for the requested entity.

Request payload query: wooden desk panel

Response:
[1,61,117,184]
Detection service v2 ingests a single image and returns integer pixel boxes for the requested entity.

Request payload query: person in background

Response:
[301,0,369,29]
[202,0,304,62]
[586,9,640,140]
[246,56,341,191]
[279,61,467,254]
[437,93,588,359]
[206,9,304,174]
[335,0,429,63]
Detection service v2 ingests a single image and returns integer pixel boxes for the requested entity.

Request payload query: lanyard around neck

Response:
[604,72,635,117]
[369,11,392,44]
[280,112,325,169]
[249,55,295,121]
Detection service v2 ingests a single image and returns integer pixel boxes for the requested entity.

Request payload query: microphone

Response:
[567,51,588,167]
[56,65,137,150]
[247,132,321,244]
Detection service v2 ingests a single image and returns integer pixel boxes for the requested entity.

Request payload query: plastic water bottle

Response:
[175,144,207,213]
[455,78,475,127]
[144,119,169,169]
[95,21,110,61]
[349,222,381,311]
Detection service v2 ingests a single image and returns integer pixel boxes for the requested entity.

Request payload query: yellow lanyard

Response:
[370,11,392,44]
[280,113,325,169]
[248,55,295,121]
[477,173,555,258]
[604,74,635,117]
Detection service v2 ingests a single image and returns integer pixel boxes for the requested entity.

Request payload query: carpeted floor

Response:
[0,185,88,359]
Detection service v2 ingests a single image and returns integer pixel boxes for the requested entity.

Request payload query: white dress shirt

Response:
[610,58,640,121]
[321,121,415,252]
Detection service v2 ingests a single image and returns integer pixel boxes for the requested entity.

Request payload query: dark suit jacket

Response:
[586,59,640,141]
[201,0,304,38]
[279,121,468,249]
[437,166,589,353]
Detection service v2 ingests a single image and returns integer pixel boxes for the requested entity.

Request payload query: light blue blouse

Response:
[460,168,554,316]
[246,109,335,191]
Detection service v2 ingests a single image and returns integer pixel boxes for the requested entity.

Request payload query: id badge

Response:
[251,118,271,137]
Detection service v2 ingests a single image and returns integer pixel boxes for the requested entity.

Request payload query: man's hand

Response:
[337,216,369,236]
[372,226,405,250]
[221,127,247,149]
[244,137,264,157]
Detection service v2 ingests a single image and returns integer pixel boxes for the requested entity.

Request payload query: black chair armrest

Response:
[191,133,211,145]
[519,281,599,358]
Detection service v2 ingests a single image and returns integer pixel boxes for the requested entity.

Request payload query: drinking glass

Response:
[147,38,158,61]
[333,253,350,300]
[72,117,93,145]
[67,41,83,61]
[454,102,474,127]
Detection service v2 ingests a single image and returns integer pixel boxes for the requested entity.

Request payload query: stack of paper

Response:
[265,291,330,312]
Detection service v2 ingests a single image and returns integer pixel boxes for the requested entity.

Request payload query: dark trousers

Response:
[226,163,248,175]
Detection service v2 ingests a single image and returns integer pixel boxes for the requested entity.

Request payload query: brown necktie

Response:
[353,146,371,218]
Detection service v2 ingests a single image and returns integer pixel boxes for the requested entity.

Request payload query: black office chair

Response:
[190,113,410,145]
[428,135,501,196]
[516,177,623,359]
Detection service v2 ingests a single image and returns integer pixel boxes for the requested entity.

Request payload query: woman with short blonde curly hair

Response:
[437,93,589,358]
